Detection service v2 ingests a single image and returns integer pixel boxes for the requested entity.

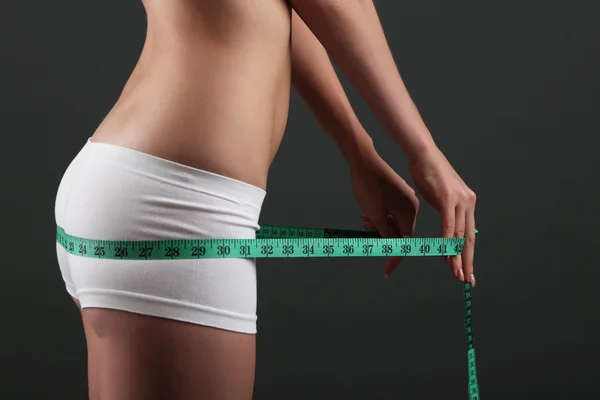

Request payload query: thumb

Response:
[369,213,398,239]
[387,207,417,238]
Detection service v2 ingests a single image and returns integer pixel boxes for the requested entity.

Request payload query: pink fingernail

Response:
[468,274,476,287]
[458,269,465,282]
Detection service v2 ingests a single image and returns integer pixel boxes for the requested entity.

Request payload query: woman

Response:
[55,0,476,399]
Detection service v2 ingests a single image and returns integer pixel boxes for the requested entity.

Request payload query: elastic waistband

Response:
[80,138,266,211]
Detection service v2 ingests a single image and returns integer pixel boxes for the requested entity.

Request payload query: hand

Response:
[349,149,419,277]
[408,146,477,286]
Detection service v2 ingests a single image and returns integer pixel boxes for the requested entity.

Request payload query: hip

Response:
[54,138,267,242]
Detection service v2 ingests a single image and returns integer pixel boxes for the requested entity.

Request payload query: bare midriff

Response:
[91,0,292,190]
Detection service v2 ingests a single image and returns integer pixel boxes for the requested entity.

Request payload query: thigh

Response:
[82,307,256,400]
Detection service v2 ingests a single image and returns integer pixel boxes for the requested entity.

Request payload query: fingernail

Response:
[458,269,465,282]
[468,274,476,287]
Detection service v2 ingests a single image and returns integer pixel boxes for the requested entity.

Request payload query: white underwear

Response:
[54,138,266,334]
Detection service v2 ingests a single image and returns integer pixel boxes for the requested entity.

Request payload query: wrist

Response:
[338,129,376,169]
[393,128,438,164]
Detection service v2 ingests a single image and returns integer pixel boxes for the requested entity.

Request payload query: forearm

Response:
[291,0,436,160]
[291,10,375,165]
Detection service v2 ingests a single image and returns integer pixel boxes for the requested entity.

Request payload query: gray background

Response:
[2,0,599,399]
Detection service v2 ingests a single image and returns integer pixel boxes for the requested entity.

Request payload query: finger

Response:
[361,216,401,277]
[386,213,400,230]
[383,213,410,274]
[370,214,398,239]
[462,203,476,287]
[364,222,378,232]
[387,210,415,239]
[384,256,404,278]
[383,213,413,277]
[368,214,401,278]
[441,203,456,266]
[361,214,377,232]
[451,205,466,281]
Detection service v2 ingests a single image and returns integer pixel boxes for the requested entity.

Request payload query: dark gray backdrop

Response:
[2,1,599,399]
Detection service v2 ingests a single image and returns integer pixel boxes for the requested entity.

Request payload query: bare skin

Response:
[77,0,476,399]
[92,0,292,190]
[73,299,255,400]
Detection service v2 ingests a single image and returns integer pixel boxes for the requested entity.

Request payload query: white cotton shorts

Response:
[54,138,266,334]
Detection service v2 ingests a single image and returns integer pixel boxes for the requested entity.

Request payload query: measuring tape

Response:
[55,224,478,260]
[55,223,480,399]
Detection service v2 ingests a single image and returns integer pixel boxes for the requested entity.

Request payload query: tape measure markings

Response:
[56,225,474,260]
[464,283,480,399]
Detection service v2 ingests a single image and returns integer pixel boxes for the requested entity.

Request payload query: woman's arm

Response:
[292,10,420,276]
[291,10,374,168]
[290,0,435,161]
[290,0,477,285]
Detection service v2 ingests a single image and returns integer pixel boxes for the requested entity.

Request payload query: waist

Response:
[92,49,290,189]
[91,131,275,190]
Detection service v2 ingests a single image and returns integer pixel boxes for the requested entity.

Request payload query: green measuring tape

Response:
[55,225,478,260]
[55,223,480,399]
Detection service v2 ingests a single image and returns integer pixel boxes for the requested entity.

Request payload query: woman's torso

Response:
[91,0,292,190]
